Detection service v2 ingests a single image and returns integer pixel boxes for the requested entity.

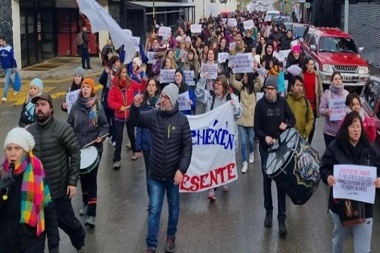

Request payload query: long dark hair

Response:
[302,58,314,72]
[242,73,255,95]
[336,111,369,147]
[143,78,160,104]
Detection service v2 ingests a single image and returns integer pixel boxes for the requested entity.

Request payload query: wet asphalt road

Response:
[1,91,380,253]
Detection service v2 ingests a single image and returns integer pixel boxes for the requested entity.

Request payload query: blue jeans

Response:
[238,125,255,162]
[259,146,287,221]
[2,68,13,98]
[330,211,372,253]
[146,177,180,249]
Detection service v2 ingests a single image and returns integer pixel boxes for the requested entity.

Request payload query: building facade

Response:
[3,0,195,68]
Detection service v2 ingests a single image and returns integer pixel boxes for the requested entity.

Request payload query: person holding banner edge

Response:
[320,111,380,253]
[196,73,242,201]
[254,76,296,236]
[130,83,192,253]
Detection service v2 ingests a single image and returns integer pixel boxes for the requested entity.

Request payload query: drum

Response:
[80,146,99,175]
[264,128,321,205]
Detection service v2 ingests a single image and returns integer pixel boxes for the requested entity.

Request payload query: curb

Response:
[0,71,102,86]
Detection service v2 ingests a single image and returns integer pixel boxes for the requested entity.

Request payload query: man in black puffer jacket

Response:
[27,93,86,253]
[130,83,192,253]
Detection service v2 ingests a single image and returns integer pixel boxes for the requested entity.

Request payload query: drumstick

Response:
[82,134,109,149]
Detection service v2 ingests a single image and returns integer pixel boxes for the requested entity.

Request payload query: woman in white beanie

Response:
[130,57,146,83]
[61,66,85,112]
[19,78,43,128]
[0,127,59,252]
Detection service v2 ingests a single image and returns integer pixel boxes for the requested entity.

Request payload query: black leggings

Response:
[113,120,136,162]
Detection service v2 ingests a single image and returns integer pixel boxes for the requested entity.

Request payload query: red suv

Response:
[300,26,369,90]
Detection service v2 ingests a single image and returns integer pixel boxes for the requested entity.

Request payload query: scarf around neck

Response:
[3,152,52,236]
[24,93,41,122]
[78,96,99,127]
[329,84,344,96]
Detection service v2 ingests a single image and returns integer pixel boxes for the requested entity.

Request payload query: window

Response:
[318,37,358,53]
[363,81,380,116]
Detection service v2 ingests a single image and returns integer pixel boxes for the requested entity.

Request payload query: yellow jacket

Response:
[286,92,315,139]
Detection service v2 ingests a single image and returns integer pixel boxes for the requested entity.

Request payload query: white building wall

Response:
[192,0,237,22]
[12,0,21,68]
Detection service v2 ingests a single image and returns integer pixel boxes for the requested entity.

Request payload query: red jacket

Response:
[107,77,144,120]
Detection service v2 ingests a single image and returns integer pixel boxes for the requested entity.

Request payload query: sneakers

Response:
[126,142,132,149]
[241,161,248,174]
[279,221,288,236]
[146,249,156,253]
[264,213,273,228]
[79,205,88,216]
[77,246,86,253]
[112,142,116,147]
[207,189,216,201]
[131,153,137,160]
[85,216,96,227]
[1,97,6,102]
[113,161,121,170]
[13,91,18,96]
[165,237,176,253]
[222,184,230,192]
[249,152,255,163]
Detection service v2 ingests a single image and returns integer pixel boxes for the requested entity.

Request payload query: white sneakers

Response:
[1,97,6,102]
[249,152,255,164]
[241,161,248,174]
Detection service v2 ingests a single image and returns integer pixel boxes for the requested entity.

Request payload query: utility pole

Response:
[344,0,349,32]
[153,0,155,18]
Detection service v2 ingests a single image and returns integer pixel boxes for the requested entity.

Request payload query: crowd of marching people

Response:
[1,9,380,253]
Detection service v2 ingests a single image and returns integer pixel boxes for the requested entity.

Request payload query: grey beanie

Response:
[265,76,278,89]
[73,66,85,77]
[162,83,179,107]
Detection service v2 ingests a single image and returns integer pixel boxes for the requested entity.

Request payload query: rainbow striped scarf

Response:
[3,152,52,236]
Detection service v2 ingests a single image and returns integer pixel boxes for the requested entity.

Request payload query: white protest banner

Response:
[180,103,238,192]
[264,15,272,22]
[257,92,264,101]
[218,52,230,63]
[177,91,191,111]
[146,51,155,64]
[76,1,135,63]
[201,63,218,79]
[183,70,195,86]
[286,64,302,76]
[126,36,140,52]
[234,53,254,73]
[221,18,227,24]
[291,40,299,47]
[66,90,80,113]
[190,24,202,33]
[159,69,175,83]
[257,67,268,77]
[329,98,346,121]
[243,20,254,30]
[229,42,236,51]
[274,49,291,63]
[123,29,132,37]
[158,26,171,40]
[228,55,236,67]
[333,164,377,204]
[227,18,237,27]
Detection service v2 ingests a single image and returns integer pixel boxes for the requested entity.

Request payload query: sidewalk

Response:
[0,57,104,106]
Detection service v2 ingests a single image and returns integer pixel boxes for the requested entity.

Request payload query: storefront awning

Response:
[127,1,195,8]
